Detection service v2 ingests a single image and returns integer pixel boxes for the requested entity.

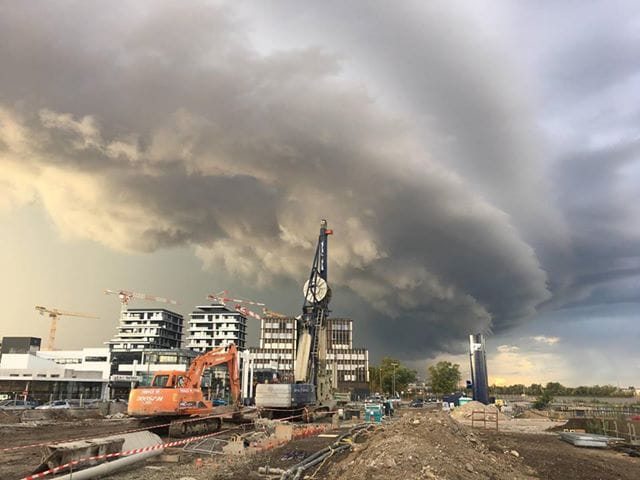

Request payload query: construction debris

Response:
[558,432,623,448]
[326,411,536,480]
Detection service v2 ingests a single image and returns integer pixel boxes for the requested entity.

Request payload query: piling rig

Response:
[256,219,336,419]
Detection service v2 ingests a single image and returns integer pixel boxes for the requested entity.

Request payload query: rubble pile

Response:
[327,411,537,480]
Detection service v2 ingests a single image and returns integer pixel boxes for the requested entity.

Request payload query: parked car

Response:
[0,399,38,410]
[212,398,228,406]
[409,398,424,408]
[36,400,72,410]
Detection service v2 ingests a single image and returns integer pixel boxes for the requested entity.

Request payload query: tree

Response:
[544,382,565,396]
[527,383,543,396]
[533,390,554,410]
[428,361,461,395]
[369,357,417,396]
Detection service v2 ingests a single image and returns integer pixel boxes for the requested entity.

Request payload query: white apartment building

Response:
[106,308,184,351]
[185,303,247,352]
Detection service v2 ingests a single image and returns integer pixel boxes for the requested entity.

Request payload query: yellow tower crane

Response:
[35,306,100,351]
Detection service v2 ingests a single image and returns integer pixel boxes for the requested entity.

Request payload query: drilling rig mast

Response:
[255,220,336,417]
[294,219,334,405]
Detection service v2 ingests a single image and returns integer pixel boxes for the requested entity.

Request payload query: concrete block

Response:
[157,453,181,463]
[275,423,293,441]
[222,440,246,456]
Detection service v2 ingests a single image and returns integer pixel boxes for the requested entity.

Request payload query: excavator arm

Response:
[183,343,241,405]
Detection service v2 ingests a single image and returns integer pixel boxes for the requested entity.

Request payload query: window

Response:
[158,354,178,364]
[151,375,170,387]
[84,356,108,362]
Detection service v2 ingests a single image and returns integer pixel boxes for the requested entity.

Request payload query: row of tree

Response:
[489,382,635,397]
[368,358,635,399]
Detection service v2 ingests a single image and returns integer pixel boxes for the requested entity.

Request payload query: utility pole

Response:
[391,362,398,398]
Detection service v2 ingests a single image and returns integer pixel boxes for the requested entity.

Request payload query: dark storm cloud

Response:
[1,0,638,362]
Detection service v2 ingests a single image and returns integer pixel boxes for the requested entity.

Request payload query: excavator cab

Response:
[149,372,187,388]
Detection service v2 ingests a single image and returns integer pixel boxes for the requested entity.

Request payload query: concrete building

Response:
[106,308,185,396]
[185,303,248,352]
[106,308,184,351]
[250,316,297,377]
[249,316,369,391]
[37,347,111,380]
[0,339,110,401]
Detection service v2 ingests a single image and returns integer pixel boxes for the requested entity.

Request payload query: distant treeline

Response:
[489,382,636,397]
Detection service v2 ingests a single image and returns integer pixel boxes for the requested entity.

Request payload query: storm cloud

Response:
[1,0,639,363]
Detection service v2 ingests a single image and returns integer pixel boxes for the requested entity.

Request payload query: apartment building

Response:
[106,308,185,394]
[184,303,247,352]
[106,308,184,352]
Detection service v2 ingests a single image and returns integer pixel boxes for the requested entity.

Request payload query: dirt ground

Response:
[116,411,639,480]
[2,410,639,480]
[0,418,143,479]
[478,429,640,480]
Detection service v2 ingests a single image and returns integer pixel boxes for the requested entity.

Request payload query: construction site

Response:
[0,221,638,480]
[2,399,639,480]
[4,1,640,478]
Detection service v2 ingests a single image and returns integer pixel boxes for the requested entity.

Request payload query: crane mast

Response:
[35,306,99,351]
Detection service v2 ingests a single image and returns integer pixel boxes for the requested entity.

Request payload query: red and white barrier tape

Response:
[3,406,333,453]
[19,427,236,480]
[2,409,245,453]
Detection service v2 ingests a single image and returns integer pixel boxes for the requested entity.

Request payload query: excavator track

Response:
[168,416,222,438]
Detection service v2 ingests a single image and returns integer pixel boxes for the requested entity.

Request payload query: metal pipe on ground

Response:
[50,431,163,480]
[278,423,374,480]
[291,444,351,480]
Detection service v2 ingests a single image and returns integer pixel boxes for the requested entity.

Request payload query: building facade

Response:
[250,316,297,380]
[106,308,184,351]
[0,342,110,401]
[249,316,369,388]
[185,303,247,352]
[106,308,185,396]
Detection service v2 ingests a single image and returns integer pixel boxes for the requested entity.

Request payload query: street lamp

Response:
[391,363,399,398]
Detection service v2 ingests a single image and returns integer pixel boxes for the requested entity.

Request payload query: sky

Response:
[1,0,639,387]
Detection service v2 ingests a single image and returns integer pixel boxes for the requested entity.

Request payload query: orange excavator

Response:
[128,343,240,437]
